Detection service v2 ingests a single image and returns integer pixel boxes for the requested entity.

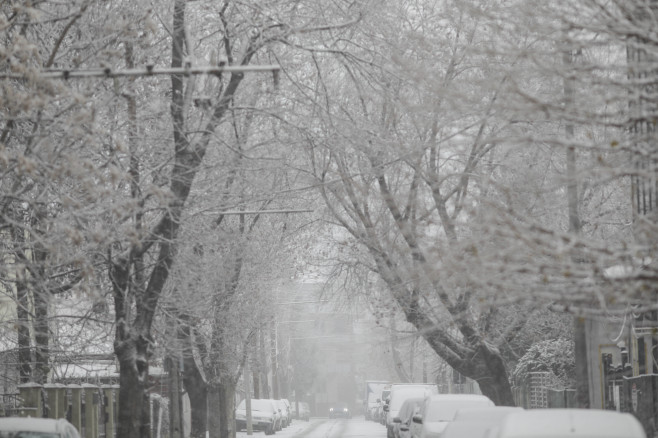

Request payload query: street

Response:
[237,417,384,438]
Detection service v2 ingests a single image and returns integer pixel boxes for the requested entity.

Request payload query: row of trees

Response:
[287,0,657,404]
[1,0,658,436]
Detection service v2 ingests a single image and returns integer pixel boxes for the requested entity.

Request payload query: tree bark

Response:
[219,380,236,438]
[167,356,183,438]
[207,384,221,438]
[116,336,152,438]
[15,272,32,383]
[182,348,208,438]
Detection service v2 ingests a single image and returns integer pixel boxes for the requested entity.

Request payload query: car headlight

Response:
[329,408,334,412]
[343,408,348,412]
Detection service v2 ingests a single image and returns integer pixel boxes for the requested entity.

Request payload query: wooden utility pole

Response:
[271,322,279,399]
[563,46,589,409]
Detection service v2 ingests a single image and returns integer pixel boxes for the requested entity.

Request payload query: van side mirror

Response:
[393,417,401,424]
[400,425,409,432]
[383,405,389,412]
[412,415,423,424]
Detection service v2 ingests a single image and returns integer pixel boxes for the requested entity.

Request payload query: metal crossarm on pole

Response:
[0,64,280,80]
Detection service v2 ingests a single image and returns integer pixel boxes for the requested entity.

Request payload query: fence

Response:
[9,383,119,438]
[10,384,171,438]
[512,372,576,409]
[620,375,658,438]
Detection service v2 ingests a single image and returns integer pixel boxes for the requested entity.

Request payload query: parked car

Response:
[393,397,424,438]
[280,399,293,426]
[235,398,280,435]
[329,402,352,419]
[496,409,646,438]
[441,407,522,438]
[295,401,310,421]
[385,384,439,438]
[378,388,392,424]
[272,399,288,429]
[0,417,80,438]
[412,394,494,438]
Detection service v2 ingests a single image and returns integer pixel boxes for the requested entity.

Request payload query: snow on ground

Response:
[237,416,385,438]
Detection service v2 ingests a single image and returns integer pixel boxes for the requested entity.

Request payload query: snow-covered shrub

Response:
[512,338,575,389]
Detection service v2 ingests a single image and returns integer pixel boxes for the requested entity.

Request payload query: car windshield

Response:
[399,399,423,420]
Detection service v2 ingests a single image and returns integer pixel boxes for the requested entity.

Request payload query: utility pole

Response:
[563,46,589,409]
[271,321,279,399]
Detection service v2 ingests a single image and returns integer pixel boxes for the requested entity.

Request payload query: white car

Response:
[441,406,522,438]
[395,397,425,438]
[412,394,495,438]
[0,417,80,438]
[274,399,289,428]
[235,398,279,435]
[496,409,646,438]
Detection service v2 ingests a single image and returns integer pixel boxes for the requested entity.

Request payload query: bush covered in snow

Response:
[512,338,575,389]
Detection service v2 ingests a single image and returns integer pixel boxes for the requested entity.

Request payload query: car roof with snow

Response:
[497,409,646,438]
[0,418,76,435]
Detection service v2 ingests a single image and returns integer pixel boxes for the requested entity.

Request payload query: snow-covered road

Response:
[237,416,385,438]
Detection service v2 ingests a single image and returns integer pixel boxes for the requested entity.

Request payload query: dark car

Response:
[329,403,351,419]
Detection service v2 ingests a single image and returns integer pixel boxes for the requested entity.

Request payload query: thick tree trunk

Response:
[183,356,208,438]
[472,344,516,406]
[116,340,151,438]
[404,297,516,406]
[423,328,515,405]
[253,370,260,399]
[167,357,183,438]
[15,277,32,383]
[33,289,49,384]
[574,316,590,408]
[270,326,279,399]
[207,384,221,438]
[259,328,270,398]
[12,225,32,383]
[219,380,236,438]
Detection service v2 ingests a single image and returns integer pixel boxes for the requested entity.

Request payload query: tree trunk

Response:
[33,289,49,384]
[259,328,269,398]
[12,224,32,383]
[116,339,152,438]
[167,357,183,438]
[15,277,32,383]
[183,355,208,438]
[208,384,221,438]
[574,316,590,408]
[472,344,516,406]
[219,380,236,438]
[253,370,260,399]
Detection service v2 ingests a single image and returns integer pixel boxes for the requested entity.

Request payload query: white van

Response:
[496,409,646,438]
[385,384,439,438]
